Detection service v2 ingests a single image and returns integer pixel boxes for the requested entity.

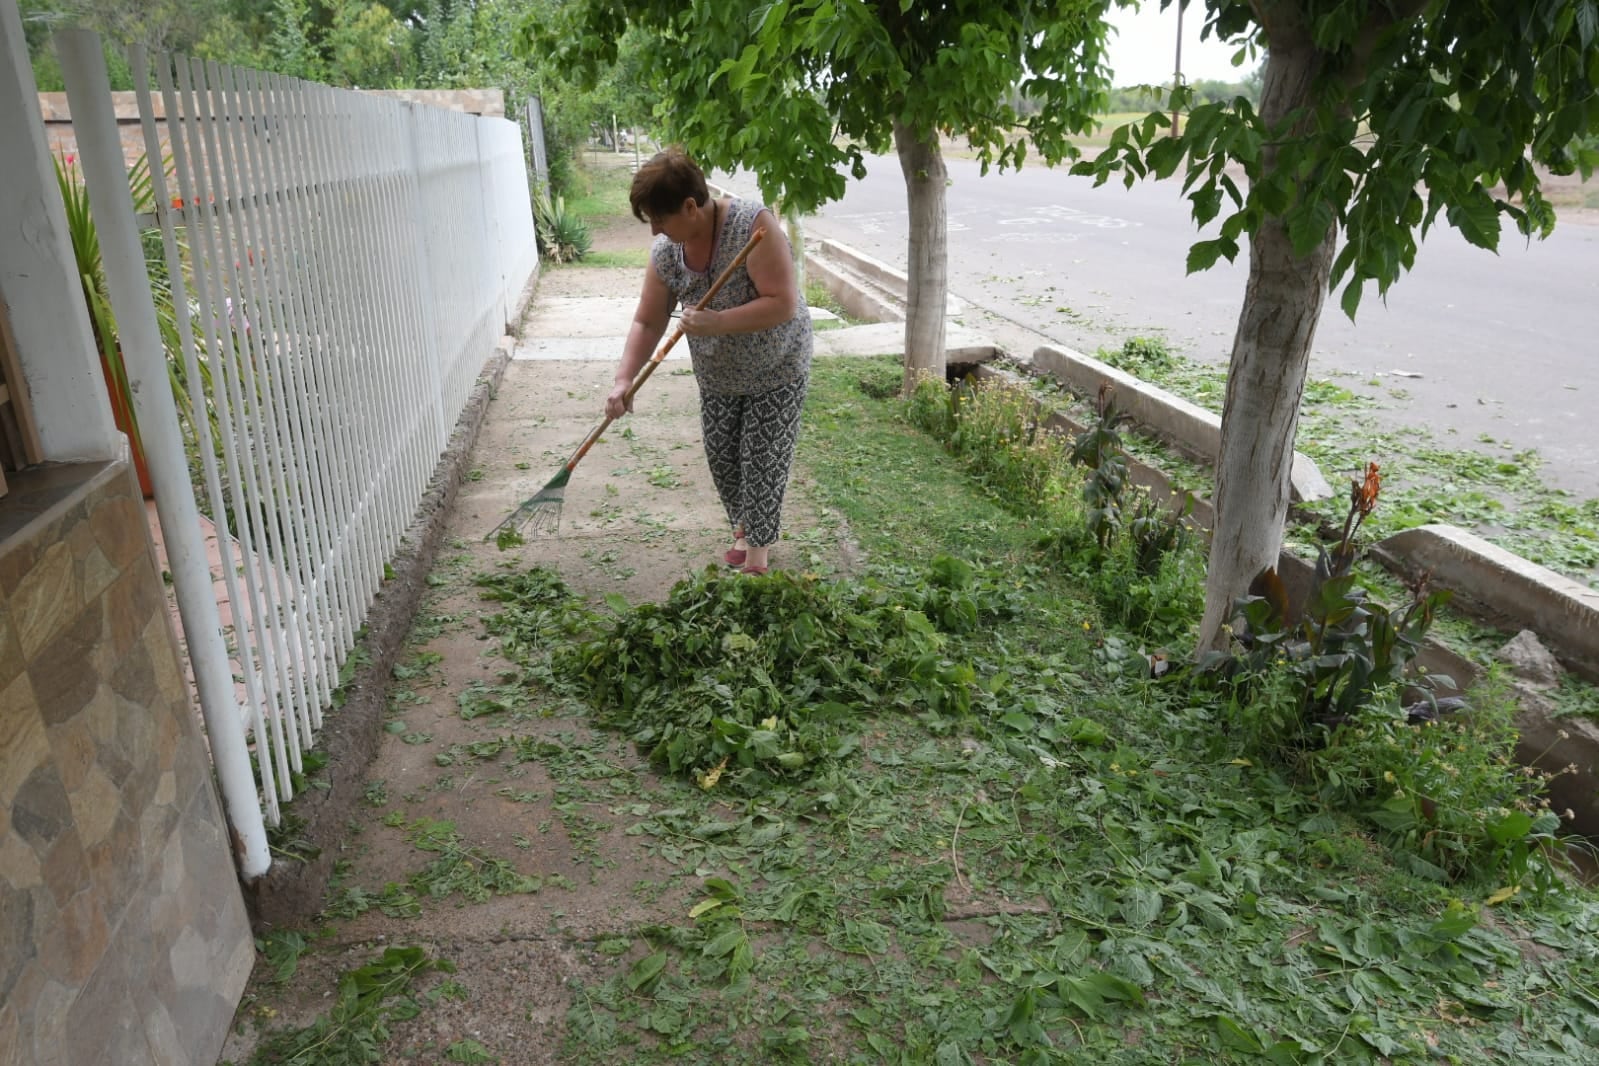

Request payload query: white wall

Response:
[0,5,118,462]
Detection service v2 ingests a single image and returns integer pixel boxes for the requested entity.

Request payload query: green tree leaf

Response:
[625,950,668,991]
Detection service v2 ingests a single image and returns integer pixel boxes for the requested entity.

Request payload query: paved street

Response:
[731,156,1599,499]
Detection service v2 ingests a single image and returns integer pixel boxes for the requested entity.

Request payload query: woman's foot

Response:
[724,527,749,566]
[742,544,770,573]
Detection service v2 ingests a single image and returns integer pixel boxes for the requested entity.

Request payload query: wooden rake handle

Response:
[564,226,767,472]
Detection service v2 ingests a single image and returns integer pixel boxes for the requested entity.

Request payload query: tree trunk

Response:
[1197,37,1335,655]
[893,118,948,394]
[782,201,806,292]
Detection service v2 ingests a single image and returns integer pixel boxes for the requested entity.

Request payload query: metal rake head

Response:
[487,492,564,549]
[487,464,573,548]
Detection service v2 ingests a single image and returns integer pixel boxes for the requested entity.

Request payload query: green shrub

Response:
[906,372,1073,510]
[905,370,1202,646]
[532,186,592,264]
[1307,676,1563,887]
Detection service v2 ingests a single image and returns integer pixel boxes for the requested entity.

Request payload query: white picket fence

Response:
[59,32,536,876]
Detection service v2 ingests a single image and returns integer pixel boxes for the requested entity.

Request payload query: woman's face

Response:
[647,197,703,242]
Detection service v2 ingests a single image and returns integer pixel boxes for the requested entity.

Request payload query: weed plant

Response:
[905,368,1204,651]
[1309,677,1565,886]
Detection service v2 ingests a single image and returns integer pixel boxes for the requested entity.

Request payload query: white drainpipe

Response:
[56,28,271,880]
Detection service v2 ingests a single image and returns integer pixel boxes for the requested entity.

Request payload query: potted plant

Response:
[54,150,211,496]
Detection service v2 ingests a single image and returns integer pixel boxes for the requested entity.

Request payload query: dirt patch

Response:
[588,208,649,256]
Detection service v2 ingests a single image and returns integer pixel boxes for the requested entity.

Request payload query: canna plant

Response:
[1069,382,1132,550]
[1201,462,1457,729]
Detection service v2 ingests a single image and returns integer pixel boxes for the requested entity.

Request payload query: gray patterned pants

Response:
[699,376,808,548]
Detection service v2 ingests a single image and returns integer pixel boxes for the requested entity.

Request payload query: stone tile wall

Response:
[0,460,253,1065]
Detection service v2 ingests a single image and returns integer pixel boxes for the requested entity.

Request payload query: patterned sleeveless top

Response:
[650,197,813,396]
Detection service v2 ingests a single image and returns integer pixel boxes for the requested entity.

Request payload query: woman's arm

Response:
[679,207,798,337]
[605,264,674,419]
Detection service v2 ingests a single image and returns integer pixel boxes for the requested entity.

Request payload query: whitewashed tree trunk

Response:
[1197,34,1335,654]
[894,117,948,393]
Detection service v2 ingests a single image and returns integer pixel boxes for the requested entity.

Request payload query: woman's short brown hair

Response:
[630,147,709,223]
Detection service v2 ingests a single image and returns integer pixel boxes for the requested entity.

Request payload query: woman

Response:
[606,148,813,575]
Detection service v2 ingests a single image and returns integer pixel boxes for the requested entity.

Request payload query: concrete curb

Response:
[1373,525,1599,680]
[242,337,515,929]
[815,239,967,316]
[1032,344,1333,505]
[808,250,905,325]
[816,321,999,363]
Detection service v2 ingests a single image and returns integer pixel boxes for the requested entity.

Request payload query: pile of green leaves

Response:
[479,558,1025,792]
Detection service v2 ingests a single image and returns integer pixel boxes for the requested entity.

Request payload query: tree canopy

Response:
[1081,0,1599,319]
[1076,0,1599,651]
[525,0,1117,213]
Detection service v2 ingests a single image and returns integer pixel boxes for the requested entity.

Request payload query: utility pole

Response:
[1171,0,1185,136]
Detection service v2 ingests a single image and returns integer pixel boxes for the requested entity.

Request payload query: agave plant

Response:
[54,151,216,460]
[532,185,592,264]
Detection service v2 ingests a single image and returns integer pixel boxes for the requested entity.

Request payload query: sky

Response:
[1104,3,1256,87]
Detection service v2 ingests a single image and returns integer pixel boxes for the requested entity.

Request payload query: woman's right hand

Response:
[605,382,633,420]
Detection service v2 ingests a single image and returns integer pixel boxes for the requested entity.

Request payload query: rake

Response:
[488,225,767,546]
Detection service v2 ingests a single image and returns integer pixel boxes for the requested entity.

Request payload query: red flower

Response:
[1352,461,1381,518]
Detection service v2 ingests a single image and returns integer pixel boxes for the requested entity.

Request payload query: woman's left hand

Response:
[680,307,724,337]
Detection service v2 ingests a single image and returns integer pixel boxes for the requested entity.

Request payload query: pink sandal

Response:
[724,527,747,567]
[739,564,769,576]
